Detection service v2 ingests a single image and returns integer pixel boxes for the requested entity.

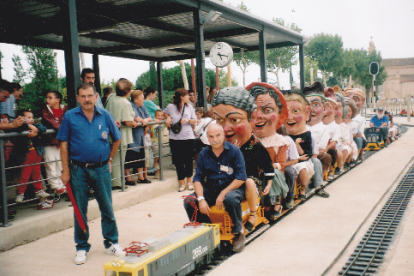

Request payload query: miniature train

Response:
[104,128,404,276]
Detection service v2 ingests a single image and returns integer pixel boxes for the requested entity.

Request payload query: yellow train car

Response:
[365,127,384,151]
[208,197,268,243]
[104,224,220,276]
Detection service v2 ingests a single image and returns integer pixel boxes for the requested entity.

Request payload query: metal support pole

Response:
[0,139,9,227]
[259,31,267,83]
[194,9,207,109]
[157,62,164,109]
[62,0,81,109]
[92,54,101,96]
[299,43,305,92]
[157,123,164,181]
[119,138,126,191]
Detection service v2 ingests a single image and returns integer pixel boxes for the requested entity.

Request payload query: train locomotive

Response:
[104,224,220,276]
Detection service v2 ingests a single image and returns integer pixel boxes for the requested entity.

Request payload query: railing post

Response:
[158,122,164,181]
[119,138,126,191]
[0,139,10,227]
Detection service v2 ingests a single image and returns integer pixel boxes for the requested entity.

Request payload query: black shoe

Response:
[232,232,245,252]
[299,194,306,201]
[125,180,136,186]
[316,189,330,198]
[137,178,151,184]
[112,186,124,190]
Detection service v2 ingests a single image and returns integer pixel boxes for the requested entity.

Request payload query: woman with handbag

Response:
[163,88,197,191]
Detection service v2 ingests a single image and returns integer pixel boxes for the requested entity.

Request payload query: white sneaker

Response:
[74,250,87,265]
[105,244,124,257]
[15,194,24,203]
[35,189,51,198]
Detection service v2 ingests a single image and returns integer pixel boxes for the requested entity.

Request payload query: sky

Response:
[1,0,413,89]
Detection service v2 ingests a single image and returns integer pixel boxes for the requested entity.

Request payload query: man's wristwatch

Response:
[197,196,205,201]
[108,157,113,162]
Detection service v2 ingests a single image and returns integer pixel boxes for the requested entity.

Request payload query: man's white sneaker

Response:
[105,244,124,257]
[35,189,51,198]
[74,250,87,265]
[15,193,24,203]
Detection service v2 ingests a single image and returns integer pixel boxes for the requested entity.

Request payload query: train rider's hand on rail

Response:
[134,117,143,123]
[115,120,121,128]
[199,199,210,215]
[142,118,152,126]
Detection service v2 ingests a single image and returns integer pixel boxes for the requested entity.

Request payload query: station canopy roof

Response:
[0,0,308,62]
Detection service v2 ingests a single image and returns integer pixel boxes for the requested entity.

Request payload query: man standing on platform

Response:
[57,83,123,265]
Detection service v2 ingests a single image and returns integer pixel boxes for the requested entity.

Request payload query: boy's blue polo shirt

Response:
[193,141,247,191]
[57,106,121,164]
[370,115,389,127]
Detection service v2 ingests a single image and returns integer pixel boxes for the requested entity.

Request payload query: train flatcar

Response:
[104,224,220,276]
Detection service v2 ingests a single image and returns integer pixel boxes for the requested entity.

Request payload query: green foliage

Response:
[351,49,387,93]
[237,2,250,12]
[305,33,344,83]
[327,76,341,87]
[304,56,320,85]
[266,18,301,88]
[12,54,26,85]
[135,63,237,106]
[17,46,58,117]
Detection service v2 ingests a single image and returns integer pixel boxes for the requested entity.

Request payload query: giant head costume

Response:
[283,91,311,136]
[246,82,288,138]
[303,81,327,126]
[334,93,347,124]
[211,86,256,146]
[323,87,338,125]
[343,88,365,111]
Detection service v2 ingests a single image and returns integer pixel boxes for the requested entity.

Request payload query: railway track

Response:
[339,162,414,276]
[190,126,409,276]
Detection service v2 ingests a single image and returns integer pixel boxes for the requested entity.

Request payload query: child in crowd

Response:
[194,107,215,158]
[334,93,353,172]
[12,109,51,209]
[41,91,68,195]
[344,98,359,166]
[150,110,169,179]
[283,91,315,201]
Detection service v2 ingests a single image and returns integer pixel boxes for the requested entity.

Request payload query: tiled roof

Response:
[383,58,414,67]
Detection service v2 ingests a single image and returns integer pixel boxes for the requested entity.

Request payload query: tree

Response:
[266,18,301,88]
[305,33,344,86]
[304,56,320,85]
[218,68,238,89]
[334,49,356,88]
[18,46,58,117]
[351,49,387,96]
[12,54,26,85]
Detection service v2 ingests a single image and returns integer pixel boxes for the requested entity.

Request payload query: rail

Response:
[0,121,171,227]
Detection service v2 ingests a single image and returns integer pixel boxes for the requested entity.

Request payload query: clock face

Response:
[209,42,234,68]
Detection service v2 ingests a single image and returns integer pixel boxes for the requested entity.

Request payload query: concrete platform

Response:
[1,112,414,276]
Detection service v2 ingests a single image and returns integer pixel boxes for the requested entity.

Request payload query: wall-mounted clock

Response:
[209,42,234,68]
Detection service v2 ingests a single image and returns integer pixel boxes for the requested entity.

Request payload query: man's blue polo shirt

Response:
[193,141,247,192]
[370,115,389,127]
[56,106,121,164]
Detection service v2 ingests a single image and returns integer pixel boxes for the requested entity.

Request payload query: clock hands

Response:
[217,52,228,60]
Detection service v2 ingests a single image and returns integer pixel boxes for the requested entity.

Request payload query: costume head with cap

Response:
[323,87,338,125]
[246,82,288,138]
[211,86,256,145]
[282,90,311,136]
[335,93,348,124]
[343,88,365,111]
[344,97,357,122]
[303,81,327,126]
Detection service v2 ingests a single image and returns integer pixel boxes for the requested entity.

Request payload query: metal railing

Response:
[0,121,171,227]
